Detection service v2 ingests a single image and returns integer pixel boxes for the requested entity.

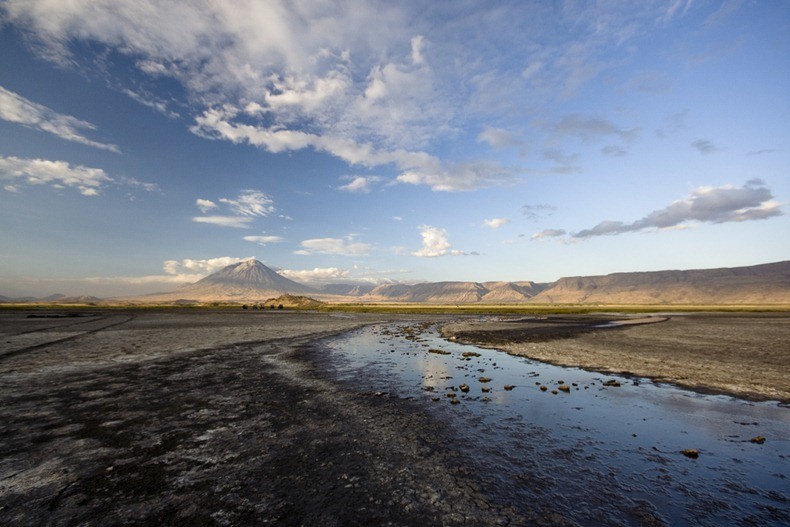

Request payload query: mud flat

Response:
[441,313,790,403]
[0,310,567,526]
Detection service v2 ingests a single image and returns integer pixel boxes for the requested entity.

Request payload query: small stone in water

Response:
[504,385,515,391]
[681,449,699,459]
[540,385,548,392]
[750,436,766,444]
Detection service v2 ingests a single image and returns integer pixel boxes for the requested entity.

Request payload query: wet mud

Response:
[0,310,570,526]
[441,313,790,403]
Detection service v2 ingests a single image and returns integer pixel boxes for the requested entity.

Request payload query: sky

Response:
[0,0,788,297]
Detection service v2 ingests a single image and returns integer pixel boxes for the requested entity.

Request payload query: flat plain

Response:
[1,308,787,525]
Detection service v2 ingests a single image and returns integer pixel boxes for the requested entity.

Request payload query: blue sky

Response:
[0,0,788,297]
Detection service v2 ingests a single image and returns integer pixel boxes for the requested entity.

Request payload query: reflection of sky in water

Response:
[322,322,790,526]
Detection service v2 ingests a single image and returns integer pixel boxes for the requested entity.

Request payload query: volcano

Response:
[141,259,318,302]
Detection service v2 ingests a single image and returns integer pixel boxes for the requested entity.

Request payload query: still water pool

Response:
[321,321,789,526]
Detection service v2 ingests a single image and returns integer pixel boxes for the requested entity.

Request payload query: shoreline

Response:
[440,313,790,404]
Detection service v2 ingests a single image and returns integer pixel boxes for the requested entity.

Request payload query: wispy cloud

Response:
[2,2,687,193]
[0,154,156,196]
[550,115,639,143]
[568,180,782,239]
[522,204,557,221]
[219,190,275,216]
[295,236,372,256]
[243,235,285,246]
[691,139,722,155]
[191,216,253,229]
[477,126,522,149]
[193,190,275,227]
[531,229,566,240]
[0,86,119,152]
[338,175,382,193]
[412,225,470,257]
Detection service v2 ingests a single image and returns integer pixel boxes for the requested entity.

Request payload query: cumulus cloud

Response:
[572,180,782,239]
[412,225,469,257]
[163,256,252,276]
[0,86,120,152]
[483,218,510,229]
[295,237,372,256]
[338,175,382,193]
[243,235,285,246]
[278,267,349,284]
[196,198,217,212]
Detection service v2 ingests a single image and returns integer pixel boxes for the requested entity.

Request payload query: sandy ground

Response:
[441,313,790,403]
[0,310,574,526]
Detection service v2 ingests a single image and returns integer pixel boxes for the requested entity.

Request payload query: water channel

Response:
[320,321,789,525]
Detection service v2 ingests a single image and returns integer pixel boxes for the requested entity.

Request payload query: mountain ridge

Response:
[4,260,789,304]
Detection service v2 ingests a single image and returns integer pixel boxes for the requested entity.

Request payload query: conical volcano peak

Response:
[181,258,316,296]
[205,259,282,285]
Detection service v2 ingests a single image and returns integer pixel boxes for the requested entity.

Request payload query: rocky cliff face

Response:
[531,261,790,304]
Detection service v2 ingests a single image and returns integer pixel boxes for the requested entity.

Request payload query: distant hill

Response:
[261,294,325,308]
[139,259,319,302]
[6,260,788,305]
[362,280,549,303]
[531,261,790,304]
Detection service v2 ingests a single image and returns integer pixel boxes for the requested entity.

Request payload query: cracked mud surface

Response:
[441,313,790,403]
[0,311,571,526]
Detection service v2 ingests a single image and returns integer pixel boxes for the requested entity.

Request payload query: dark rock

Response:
[750,436,766,444]
[681,449,699,459]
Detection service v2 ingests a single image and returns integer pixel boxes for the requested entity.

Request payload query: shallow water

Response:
[321,322,789,526]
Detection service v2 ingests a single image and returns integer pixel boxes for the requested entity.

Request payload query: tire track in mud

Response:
[9,315,106,337]
[0,316,135,361]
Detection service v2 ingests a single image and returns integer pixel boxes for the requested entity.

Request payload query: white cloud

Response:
[163,256,252,277]
[339,175,382,193]
[193,190,275,228]
[483,218,510,229]
[278,267,349,284]
[191,215,253,228]
[412,225,468,257]
[3,1,712,195]
[0,86,120,152]
[295,237,372,256]
[0,155,111,195]
[571,180,783,239]
[243,235,285,246]
[196,198,217,212]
